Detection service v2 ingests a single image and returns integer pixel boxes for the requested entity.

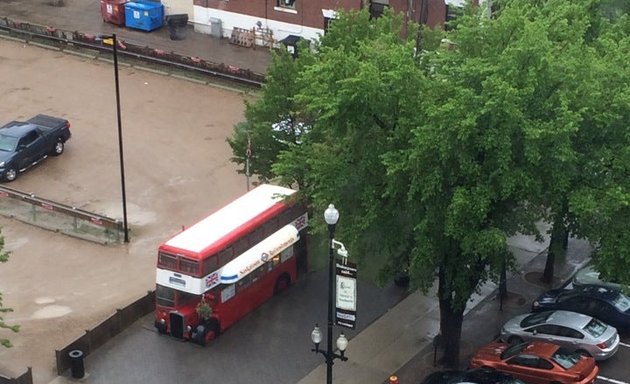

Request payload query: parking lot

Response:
[0,37,253,383]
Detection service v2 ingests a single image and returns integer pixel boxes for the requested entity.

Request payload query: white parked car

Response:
[500,310,619,360]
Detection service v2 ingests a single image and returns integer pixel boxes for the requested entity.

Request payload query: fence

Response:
[0,16,265,87]
[0,368,32,384]
[0,185,124,244]
[55,291,155,376]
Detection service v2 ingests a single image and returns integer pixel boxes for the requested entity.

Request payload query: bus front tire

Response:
[155,321,167,334]
[193,320,220,347]
[274,274,290,294]
[192,325,206,345]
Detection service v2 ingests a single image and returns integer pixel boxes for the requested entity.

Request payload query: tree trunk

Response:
[438,296,464,368]
[499,255,507,310]
[437,268,465,368]
[541,250,555,284]
[542,203,569,285]
[562,228,569,250]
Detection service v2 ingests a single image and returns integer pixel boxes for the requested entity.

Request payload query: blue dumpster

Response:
[124,1,164,31]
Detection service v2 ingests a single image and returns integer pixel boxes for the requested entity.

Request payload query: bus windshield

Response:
[156,285,198,308]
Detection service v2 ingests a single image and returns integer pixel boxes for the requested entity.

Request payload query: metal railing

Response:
[0,185,124,244]
[0,368,32,384]
[0,16,265,88]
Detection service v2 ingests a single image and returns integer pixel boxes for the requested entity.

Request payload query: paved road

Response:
[67,270,407,384]
[598,336,630,384]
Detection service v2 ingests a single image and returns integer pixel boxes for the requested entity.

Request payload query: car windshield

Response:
[583,318,607,337]
[0,134,18,152]
[612,292,630,312]
[500,342,528,360]
[551,347,582,370]
[520,311,553,327]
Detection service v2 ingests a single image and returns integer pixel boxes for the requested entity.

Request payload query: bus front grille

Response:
[169,312,185,339]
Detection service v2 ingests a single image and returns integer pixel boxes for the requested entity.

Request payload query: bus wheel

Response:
[194,320,220,346]
[204,328,216,345]
[192,325,206,346]
[155,320,167,334]
[274,274,290,294]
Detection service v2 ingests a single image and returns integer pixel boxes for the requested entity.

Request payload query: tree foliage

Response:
[228,0,630,367]
[0,229,18,348]
[226,43,315,187]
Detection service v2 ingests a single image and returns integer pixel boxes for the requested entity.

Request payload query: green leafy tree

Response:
[1,229,18,348]
[515,0,630,285]
[568,6,630,286]
[226,44,315,187]
[276,8,545,367]
[229,0,630,367]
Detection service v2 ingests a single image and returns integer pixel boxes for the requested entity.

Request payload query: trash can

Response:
[100,0,127,26]
[124,1,164,32]
[165,14,188,40]
[68,349,85,379]
[210,17,222,38]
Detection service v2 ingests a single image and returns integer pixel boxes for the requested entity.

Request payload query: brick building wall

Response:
[192,0,448,46]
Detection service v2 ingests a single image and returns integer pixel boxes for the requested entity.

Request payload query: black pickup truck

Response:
[0,114,72,181]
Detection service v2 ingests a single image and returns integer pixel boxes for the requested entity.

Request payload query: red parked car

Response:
[469,341,599,384]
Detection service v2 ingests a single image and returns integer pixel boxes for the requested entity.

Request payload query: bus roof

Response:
[163,184,297,256]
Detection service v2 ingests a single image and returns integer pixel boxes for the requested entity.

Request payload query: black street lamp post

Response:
[101,33,129,243]
[310,204,348,384]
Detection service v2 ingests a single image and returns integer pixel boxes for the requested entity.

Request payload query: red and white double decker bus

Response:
[154,184,308,345]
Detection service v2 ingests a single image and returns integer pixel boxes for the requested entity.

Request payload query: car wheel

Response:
[52,140,64,156]
[508,335,524,345]
[4,168,17,182]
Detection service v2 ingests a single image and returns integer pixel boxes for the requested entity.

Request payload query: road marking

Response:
[598,375,630,384]
[619,341,630,348]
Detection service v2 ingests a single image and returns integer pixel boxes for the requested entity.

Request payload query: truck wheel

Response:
[52,141,64,156]
[4,168,17,182]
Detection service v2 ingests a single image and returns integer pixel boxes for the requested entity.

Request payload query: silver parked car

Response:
[500,310,619,360]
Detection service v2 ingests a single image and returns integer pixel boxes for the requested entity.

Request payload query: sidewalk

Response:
[0,0,272,75]
[298,236,591,384]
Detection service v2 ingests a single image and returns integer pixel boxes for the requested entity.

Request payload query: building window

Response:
[445,5,463,30]
[278,0,296,9]
[369,1,389,19]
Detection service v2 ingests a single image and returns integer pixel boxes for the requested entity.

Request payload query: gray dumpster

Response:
[210,17,222,38]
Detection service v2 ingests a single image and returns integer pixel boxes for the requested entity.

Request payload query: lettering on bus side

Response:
[237,237,296,277]
[240,259,262,276]
[267,236,297,259]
